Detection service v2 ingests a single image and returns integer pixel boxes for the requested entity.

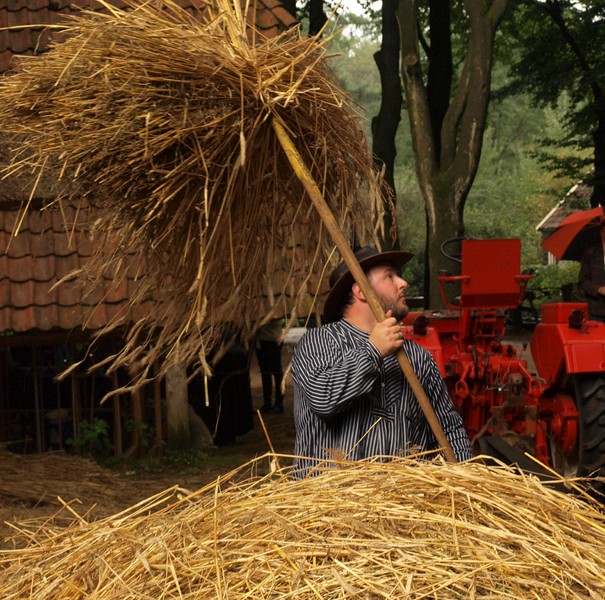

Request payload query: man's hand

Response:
[369,310,405,357]
[598,286,605,296]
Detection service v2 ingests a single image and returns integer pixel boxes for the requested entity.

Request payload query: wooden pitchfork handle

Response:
[272,117,457,463]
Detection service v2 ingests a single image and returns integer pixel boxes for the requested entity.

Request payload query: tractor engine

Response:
[402,239,575,473]
[402,237,605,497]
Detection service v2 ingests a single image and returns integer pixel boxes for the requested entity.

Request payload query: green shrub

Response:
[66,418,113,459]
[526,262,580,306]
[132,448,210,476]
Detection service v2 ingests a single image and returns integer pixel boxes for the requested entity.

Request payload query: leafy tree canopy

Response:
[500,0,605,201]
[329,10,577,297]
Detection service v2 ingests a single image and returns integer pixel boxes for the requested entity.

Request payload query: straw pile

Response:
[0,0,385,390]
[0,446,141,550]
[0,445,132,510]
[1,455,605,598]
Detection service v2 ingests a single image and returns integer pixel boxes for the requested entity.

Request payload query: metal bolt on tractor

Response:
[402,238,605,496]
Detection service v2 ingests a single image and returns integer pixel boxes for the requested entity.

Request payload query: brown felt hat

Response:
[322,246,413,323]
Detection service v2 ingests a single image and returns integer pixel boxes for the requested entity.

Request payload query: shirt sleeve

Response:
[291,327,382,418]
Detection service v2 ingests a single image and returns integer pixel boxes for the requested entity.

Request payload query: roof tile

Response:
[58,305,82,329]
[34,279,57,305]
[35,304,59,330]
[7,0,47,10]
[53,232,77,257]
[30,230,55,256]
[10,279,36,308]
[3,228,30,258]
[0,0,297,333]
[0,210,19,234]
[536,183,592,233]
[0,50,12,71]
[104,279,129,303]
[0,204,153,333]
[9,307,37,330]
[0,278,10,307]
[32,254,55,280]
[8,255,34,283]
[76,233,94,257]
[1,0,297,71]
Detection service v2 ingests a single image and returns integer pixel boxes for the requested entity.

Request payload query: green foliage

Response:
[124,416,154,451]
[327,13,381,141]
[526,262,580,306]
[464,63,578,267]
[401,255,425,299]
[329,6,588,301]
[499,0,605,182]
[132,448,210,476]
[67,418,113,460]
[123,448,245,478]
[396,170,427,297]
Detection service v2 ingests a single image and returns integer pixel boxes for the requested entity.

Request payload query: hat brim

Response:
[322,250,414,323]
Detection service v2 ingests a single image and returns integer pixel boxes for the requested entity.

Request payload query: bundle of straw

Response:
[1,455,605,598]
[0,0,385,389]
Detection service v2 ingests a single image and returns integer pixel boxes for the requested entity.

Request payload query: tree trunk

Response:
[426,188,464,305]
[372,0,402,250]
[165,365,191,451]
[308,0,327,37]
[124,387,144,458]
[397,0,508,306]
[426,0,452,162]
[591,108,605,207]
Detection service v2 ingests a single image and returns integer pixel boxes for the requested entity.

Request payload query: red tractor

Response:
[402,238,605,495]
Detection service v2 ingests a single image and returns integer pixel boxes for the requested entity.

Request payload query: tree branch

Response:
[398,0,437,190]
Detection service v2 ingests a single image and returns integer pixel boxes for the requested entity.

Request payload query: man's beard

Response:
[375,291,409,322]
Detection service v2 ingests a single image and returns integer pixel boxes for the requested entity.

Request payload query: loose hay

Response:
[1,455,605,598]
[0,446,129,510]
[0,0,385,391]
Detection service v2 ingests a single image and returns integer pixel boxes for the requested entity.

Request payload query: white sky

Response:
[332,0,378,16]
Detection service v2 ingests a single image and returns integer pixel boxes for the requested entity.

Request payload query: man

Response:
[291,246,473,477]
[578,219,605,322]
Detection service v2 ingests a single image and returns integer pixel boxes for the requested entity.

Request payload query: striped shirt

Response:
[291,319,473,477]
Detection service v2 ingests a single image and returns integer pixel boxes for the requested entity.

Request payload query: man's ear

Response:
[351,282,366,301]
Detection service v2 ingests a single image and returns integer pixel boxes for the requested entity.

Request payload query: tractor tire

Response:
[571,374,605,498]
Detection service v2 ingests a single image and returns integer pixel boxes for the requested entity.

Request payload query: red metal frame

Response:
[402,239,581,469]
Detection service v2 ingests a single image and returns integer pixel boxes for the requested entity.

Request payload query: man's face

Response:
[367,263,409,321]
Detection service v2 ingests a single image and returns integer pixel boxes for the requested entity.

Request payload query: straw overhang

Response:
[0,0,385,389]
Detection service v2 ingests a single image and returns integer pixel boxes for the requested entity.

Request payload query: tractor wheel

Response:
[567,374,605,497]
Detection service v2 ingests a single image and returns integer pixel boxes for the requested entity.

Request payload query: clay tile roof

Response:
[0,0,298,73]
[0,0,297,335]
[0,204,152,334]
